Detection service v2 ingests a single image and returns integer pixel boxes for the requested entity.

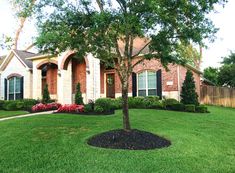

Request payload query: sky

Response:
[0,0,235,70]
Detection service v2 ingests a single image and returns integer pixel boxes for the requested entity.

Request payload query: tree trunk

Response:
[122,83,131,131]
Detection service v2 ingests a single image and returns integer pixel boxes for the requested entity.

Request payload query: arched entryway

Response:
[37,60,58,97]
[61,52,87,101]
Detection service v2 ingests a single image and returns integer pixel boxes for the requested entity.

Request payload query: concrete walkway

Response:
[0,111,54,122]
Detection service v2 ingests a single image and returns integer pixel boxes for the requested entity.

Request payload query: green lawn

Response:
[0,110,28,119]
[0,106,234,173]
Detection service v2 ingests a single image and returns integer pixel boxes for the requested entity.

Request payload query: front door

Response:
[106,73,115,98]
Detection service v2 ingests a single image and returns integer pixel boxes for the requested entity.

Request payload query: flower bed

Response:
[31,102,61,113]
[55,104,84,113]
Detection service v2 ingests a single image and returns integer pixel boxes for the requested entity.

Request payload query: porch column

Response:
[60,61,72,104]
[32,64,42,99]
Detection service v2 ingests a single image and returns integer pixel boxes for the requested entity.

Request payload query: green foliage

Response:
[221,51,235,65]
[196,105,208,113]
[75,83,83,105]
[0,100,5,110]
[42,84,51,104]
[95,98,113,112]
[94,106,104,113]
[84,104,93,113]
[203,67,219,85]
[163,98,179,109]
[170,103,185,111]
[218,64,235,87]
[185,104,196,112]
[2,99,39,111]
[181,70,199,105]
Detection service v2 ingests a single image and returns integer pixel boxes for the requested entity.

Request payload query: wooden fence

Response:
[200,85,235,108]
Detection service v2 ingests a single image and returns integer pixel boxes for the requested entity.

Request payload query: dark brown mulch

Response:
[53,110,115,116]
[87,129,171,150]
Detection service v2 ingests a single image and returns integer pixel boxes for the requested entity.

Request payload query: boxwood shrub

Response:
[163,98,180,109]
[196,105,208,113]
[1,99,39,111]
[95,98,114,112]
[185,104,196,112]
[170,103,185,111]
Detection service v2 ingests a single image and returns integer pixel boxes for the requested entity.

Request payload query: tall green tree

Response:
[181,70,199,105]
[75,83,84,105]
[218,52,235,87]
[42,84,51,103]
[35,0,226,131]
[203,67,219,85]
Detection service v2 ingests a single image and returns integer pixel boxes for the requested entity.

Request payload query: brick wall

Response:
[45,65,57,94]
[100,59,201,98]
[72,58,86,94]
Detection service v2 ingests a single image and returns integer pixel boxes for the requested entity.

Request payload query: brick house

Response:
[0,43,201,103]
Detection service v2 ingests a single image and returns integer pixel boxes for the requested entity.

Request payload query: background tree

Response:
[75,83,84,105]
[217,52,235,87]
[203,67,219,85]
[181,70,199,105]
[42,84,50,103]
[35,0,226,131]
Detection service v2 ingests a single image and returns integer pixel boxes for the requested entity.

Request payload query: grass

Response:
[0,106,234,173]
[0,110,28,119]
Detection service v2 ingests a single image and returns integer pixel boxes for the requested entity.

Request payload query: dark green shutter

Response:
[20,77,24,99]
[157,70,162,99]
[4,78,7,100]
[132,72,137,97]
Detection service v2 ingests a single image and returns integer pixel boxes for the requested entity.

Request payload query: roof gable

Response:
[0,50,35,71]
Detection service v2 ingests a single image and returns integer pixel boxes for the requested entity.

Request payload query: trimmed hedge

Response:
[196,105,208,113]
[95,98,114,112]
[185,104,196,112]
[2,99,39,111]
[170,103,185,111]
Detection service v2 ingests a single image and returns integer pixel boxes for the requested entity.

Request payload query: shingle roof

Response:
[13,50,37,68]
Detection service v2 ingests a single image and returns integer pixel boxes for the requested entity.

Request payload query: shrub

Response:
[163,98,179,109]
[111,97,122,110]
[75,83,83,105]
[94,106,104,113]
[95,98,113,112]
[181,70,199,105]
[0,100,5,110]
[128,97,145,108]
[3,101,18,111]
[84,104,93,113]
[42,84,51,103]
[170,103,185,111]
[56,104,84,113]
[196,105,208,113]
[185,104,196,112]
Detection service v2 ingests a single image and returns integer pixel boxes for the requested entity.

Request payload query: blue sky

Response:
[0,0,235,69]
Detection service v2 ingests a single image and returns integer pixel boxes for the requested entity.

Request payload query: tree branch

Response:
[131,40,151,58]
[96,0,104,12]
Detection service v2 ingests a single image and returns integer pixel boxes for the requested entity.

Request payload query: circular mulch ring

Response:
[87,129,171,150]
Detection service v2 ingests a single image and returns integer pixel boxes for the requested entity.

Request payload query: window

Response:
[8,76,23,100]
[137,71,157,96]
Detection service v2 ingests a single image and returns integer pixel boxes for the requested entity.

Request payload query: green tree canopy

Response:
[203,67,219,85]
[34,0,226,131]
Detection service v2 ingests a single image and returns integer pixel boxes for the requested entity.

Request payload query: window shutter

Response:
[132,72,137,97]
[157,70,162,99]
[20,77,24,99]
[4,78,7,100]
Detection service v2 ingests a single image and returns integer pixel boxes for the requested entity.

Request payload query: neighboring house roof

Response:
[13,50,37,68]
[200,77,216,86]
[0,49,40,71]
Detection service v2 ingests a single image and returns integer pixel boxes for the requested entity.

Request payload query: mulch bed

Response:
[87,129,171,150]
[53,110,115,116]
